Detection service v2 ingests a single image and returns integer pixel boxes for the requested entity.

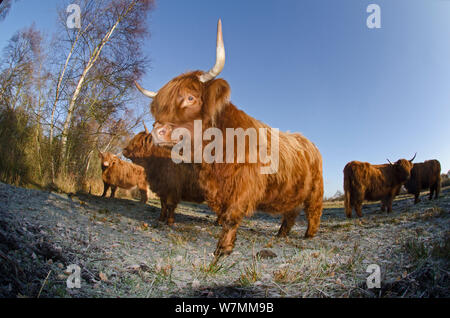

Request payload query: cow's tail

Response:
[343,164,353,218]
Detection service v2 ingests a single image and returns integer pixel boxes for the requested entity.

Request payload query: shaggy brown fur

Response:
[145,71,324,259]
[404,160,441,204]
[98,152,149,203]
[122,131,205,225]
[343,159,414,218]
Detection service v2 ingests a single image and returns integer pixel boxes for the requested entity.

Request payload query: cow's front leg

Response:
[101,182,109,197]
[110,186,117,198]
[414,193,420,204]
[139,188,148,204]
[355,202,363,217]
[353,191,364,217]
[166,204,177,226]
[277,209,300,237]
[213,211,243,260]
[386,196,394,213]
[159,198,168,222]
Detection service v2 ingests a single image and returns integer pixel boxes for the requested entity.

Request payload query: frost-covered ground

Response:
[0,182,449,298]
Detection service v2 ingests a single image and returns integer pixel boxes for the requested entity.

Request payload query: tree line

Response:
[0,0,154,193]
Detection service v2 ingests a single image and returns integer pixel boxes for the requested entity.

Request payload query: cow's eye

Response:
[188,96,194,101]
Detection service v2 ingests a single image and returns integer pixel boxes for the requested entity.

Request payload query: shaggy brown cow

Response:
[98,151,149,203]
[122,125,205,225]
[343,155,416,218]
[404,159,441,204]
[135,20,324,260]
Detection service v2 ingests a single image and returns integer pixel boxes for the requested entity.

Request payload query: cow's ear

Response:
[203,78,230,123]
[98,152,102,159]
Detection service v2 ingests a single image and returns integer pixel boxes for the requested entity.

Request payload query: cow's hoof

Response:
[214,247,233,258]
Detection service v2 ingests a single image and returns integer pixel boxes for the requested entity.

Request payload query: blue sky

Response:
[1,0,449,197]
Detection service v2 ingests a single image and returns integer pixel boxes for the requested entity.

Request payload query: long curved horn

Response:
[135,81,157,99]
[387,158,393,165]
[409,152,417,162]
[198,19,225,83]
[142,121,149,134]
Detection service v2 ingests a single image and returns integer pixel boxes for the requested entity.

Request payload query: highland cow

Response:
[343,154,416,218]
[134,20,324,260]
[98,151,149,203]
[122,125,205,225]
[404,159,441,204]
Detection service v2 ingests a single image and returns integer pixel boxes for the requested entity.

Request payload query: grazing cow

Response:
[134,20,324,260]
[122,125,205,225]
[98,151,149,203]
[404,159,441,204]
[343,154,416,218]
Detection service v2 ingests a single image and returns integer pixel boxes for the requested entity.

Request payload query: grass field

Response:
[0,183,449,298]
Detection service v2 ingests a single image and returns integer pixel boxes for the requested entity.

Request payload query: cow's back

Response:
[257,131,323,214]
[406,159,441,192]
[102,160,147,190]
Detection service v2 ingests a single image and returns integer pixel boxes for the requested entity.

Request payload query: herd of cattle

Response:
[95,20,442,261]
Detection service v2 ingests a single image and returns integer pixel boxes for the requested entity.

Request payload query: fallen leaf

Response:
[99,272,108,282]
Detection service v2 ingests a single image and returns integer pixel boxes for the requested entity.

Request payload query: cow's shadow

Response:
[71,192,294,238]
[71,186,447,238]
[73,192,220,226]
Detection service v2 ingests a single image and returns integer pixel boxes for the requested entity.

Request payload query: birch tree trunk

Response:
[59,0,138,175]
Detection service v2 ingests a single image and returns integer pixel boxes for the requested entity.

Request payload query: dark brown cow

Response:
[404,159,441,204]
[135,20,324,260]
[98,152,149,203]
[122,126,205,225]
[343,155,416,218]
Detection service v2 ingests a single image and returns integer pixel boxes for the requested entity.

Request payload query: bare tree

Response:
[48,0,153,178]
[0,0,153,192]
